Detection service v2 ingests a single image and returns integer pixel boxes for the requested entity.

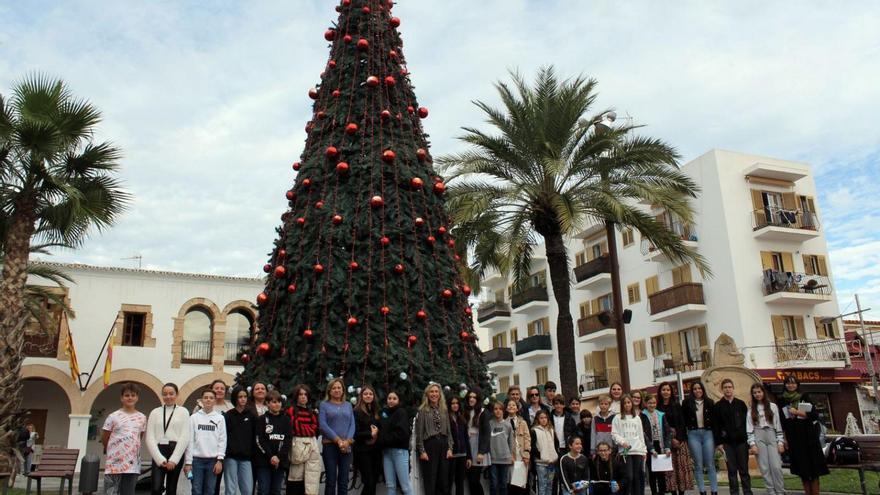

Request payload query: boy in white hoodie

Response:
[185,389,227,495]
[611,395,647,495]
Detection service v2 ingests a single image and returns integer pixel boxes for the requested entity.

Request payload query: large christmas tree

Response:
[239,0,488,404]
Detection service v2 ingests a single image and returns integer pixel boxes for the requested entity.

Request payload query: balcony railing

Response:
[510,286,548,309]
[640,219,695,255]
[649,283,705,315]
[762,270,832,296]
[515,334,552,356]
[182,340,212,364]
[775,339,848,364]
[573,256,610,283]
[23,333,59,358]
[577,311,616,337]
[752,207,820,231]
[653,350,713,379]
[483,347,514,365]
[476,302,512,323]
[579,373,609,393]
[224,342,248,364]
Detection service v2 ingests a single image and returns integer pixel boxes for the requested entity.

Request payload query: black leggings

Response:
[448,456,467,495]
[420,436,450,495]
[353,449,380,495]
[466,465,484,495]
[623,455,645,495]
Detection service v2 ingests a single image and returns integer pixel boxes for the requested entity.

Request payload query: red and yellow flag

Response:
[65,326,80,383]
[102,337,113,388]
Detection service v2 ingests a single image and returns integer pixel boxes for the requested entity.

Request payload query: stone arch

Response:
[82,368,164,413]
[21,364,84,414]
[222,300,256,320]
[179,371,236,410]
[172,298,225,369]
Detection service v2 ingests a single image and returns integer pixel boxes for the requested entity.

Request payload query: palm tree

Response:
[0,75,129,472]
[438,67,708,397]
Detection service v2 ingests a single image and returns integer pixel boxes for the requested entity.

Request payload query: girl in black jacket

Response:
[255,391,292,495]
[224,386,256,495]
[465,388,492,495]
[379,391,413,495]
[591,441,625,495]
[657,382,694,495]
[448,396,471,495]
[353,386,381,495]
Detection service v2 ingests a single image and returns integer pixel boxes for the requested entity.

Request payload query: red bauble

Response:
[380,236,391,246]
[324,29,336,41]
[314,200,324,209]
[326,146,339,158]
[362,6,371,14]
[410,177,424,189]
[407,334,417,346]
[366,75,380,87]
[380,306,391,315]
[384,75,396,87]
[345,122,358,134]
[400,68,409,76]
[296,217,306,226]
[370,195,384,208]
[308,88,318,99]
[328,59,337,69]
[314,263,325,274]
[441,289,453,299]
[349,261,359,270]
[336,162,349,174]
[292,161,301,170]
[332,214,343,225]
[454,254,462,261]
[285,190,295,200]
[389,49,399,60]
[278,249,286,258]
[316,110,326,119]
[460,330,470,341]
[302,178,312,187]
[433,181,446,195]
[416,309,428,320]
[357,38,369,51]
[464,306,473,316]
[393,263,405,274]
[342,0,351,6]
[414,217,425,227]
[343,34,352,44]
[426,235,436,245]
[332,89,341,98]
[239,353,251,364]
[256,292,269,305]
[380,109,392,120]
[287,283,297,293]
[390,17,401,27]
[447,239,456,248]
[273,265,286,278]
[417,107,429,118]
[382,150,396,163]
[256,342,270,356]
[263,263,272,273]
[437,226,447,235]
[303,328,314,339]
[406,105,415,114]
[462,284,472,296]
[416,148,427,161]
[347,316,359,327]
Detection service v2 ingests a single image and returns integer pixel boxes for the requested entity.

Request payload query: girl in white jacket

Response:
[611,395,646,495]
[146,383,190,495]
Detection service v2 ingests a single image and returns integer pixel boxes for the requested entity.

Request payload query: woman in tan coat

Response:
[506,399,531,495]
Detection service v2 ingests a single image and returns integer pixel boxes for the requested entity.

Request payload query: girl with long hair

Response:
[611,395,646,495]
[529,410,557,495]
[465,388,491,495]
[353,386,381,495]
[656,382,694,495]
[415,383,453,495]
[319,378,355,495]
[285,384,320,495]
[505,399,531,495]
[380,390,413,495]
[777,375,828,495]
[682,381,715,495]
[608,382,624,415]
[224,386,256,495]
[448,395,471,495]
[748,383,785,495]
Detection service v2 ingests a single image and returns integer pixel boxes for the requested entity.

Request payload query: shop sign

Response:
[758,368,861,383]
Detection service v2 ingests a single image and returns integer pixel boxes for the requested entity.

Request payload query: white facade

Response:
[475,149,844,399]
[20,263,263,467]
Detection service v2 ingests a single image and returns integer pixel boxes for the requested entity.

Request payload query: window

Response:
[771,315,805,342]
[671,264,692,285]
[535,366,549,386]
[590,244,603,260]
[513,374,520,386]
[527,317,549,336]
[530,270,547,288]
[622,228,635,247]
[182,308,213,363]
[492,333,508,349]
[598,294,613,311]
[499,376,510,394]
[575,250,587,266]
[803,255,828,276]
[633,339,647,361]
[225,310,254,364]
[122,313,146,346]
[761,251,794,272]
[627,283,641,304]
[510,328,519,344]
[816,319,837,339]
[651,335,666,356]
[579,302,591,319]
[645,276,659,296]
[494,290,506,304]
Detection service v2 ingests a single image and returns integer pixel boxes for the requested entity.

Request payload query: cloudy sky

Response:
[2,1,878,317]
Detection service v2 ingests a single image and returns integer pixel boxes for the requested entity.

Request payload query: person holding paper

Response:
[747,384,785,495]
[712,379,751,495]
[776,375,828,495]
[642,395,671,495]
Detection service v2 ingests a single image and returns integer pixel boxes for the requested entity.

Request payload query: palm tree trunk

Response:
[0,206,37,473]
[605,220,631,391]
[545,232,578,399]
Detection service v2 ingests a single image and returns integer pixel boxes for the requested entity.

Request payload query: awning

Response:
[768,382,841,394]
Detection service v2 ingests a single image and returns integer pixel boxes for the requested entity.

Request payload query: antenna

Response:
[120,255,143,269]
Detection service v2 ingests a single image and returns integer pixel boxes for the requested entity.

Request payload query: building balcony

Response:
[579,373,609,394]
[23,333,59,358]
[573,256,612,291]
[182,340,213,364]
[653,351,713,381]
[483,346,514,370]
[762,270,833,305]
[745,162,809,182]
[510,286,550,314]
[224,342,247,365]
[774,339,849,368]
[751,208,820,241]
[574,222,605,239]
[476,301,512,327]
[648,283,708,322]
[640,222,698,262]
[514,334,553,360]
[577,312,617,343]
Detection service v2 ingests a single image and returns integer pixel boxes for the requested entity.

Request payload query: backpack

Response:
[827,437,860,465]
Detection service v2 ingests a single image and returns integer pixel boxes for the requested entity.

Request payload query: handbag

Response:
[510,460,527,488]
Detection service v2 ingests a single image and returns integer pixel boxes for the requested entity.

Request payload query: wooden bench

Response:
[826,434,880,495]
[26,448,78,495]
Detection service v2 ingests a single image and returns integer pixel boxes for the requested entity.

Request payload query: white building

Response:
[20,263,263,467]
[475,149,864,431]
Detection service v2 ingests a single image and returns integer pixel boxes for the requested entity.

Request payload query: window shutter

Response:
[781,252,794,273]
[760,251,774,271]
[541,317,550,334]
[584,354,593,372]
[593,350,606,373]
[605,347,619,367]
[817,255,828,276]
[579,302,590,318]
[646,276,659,296]
[771,315,784,341]
[803,255,814,275]
[782,192,797,209]
[510,328,518,343]
[794,317,806,340]
[527,321,535,337]
[591,299,601,314]
[750,189,765,210]
[680,265,693,283]
[600,241,608,255]
[816,319,827,339]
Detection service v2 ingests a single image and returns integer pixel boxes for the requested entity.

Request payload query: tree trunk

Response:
[0,206,37,474]
[545,232,578,400]
[606,220,631,391]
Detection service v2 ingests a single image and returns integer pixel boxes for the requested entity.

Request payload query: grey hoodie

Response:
[488,417,516,465]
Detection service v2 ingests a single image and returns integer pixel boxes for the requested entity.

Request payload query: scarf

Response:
[782,390,802,407]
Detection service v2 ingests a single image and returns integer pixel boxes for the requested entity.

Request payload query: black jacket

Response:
[641,410,672,453]
[682,397,715,432]
[523,402,551,426]
[224,407,257,459]
[657,400,686,442]
[713,397,748,446]
[590,455,626,495]
[551,411,577,452]
[559,452,590,490]
[575,420,591,447]
[379,406,411,451]
[449,415,470,457]
[255,411,292,467]
[353,409,381,453]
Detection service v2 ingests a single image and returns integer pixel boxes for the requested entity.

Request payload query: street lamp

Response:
[822,294,877,402]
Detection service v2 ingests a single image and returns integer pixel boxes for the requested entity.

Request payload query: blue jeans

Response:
[223,458,253,495]
[535,463,555,495]
[687,429,718,492]
[488,464,510,495]
[255,466,286,495]
[191,457,218,495]
[383,448,413,495]
[321,443,352,495]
